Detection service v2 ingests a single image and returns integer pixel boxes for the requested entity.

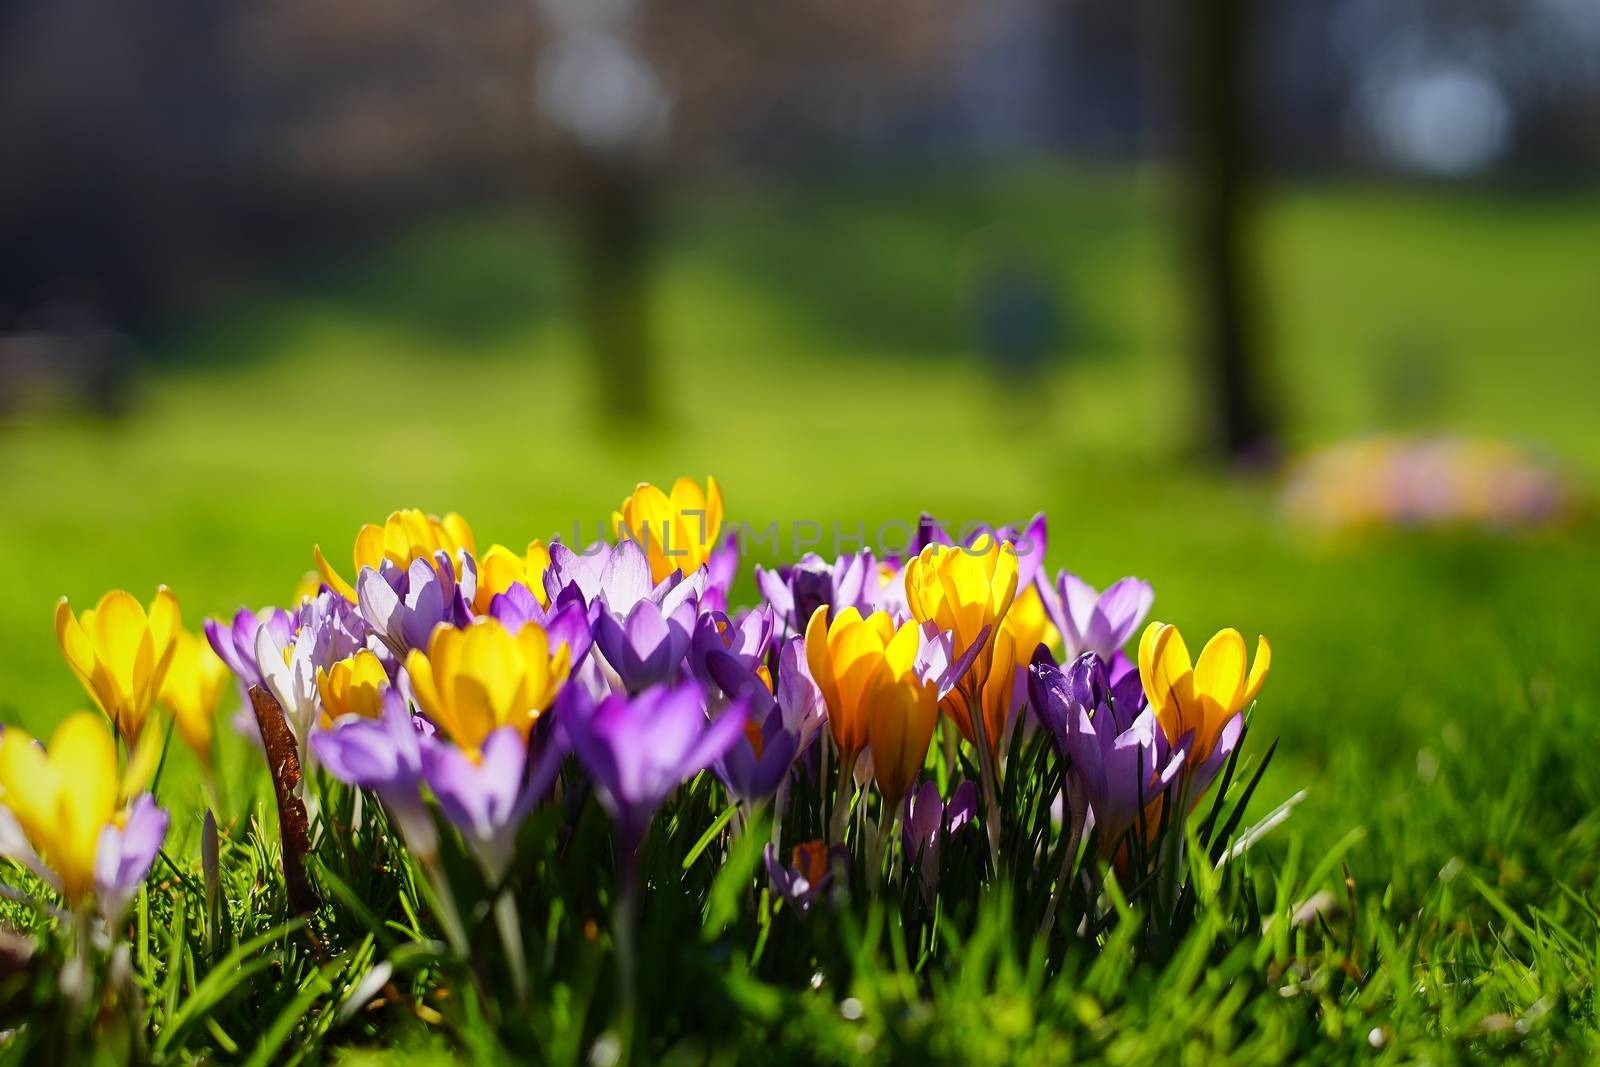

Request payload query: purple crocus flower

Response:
[706,637,827,755]
[256,589,372,742]
[205,607,294,691]
[489,583,596,668]
[311,689,438,861]
[593,595,698,693]
[755,551,880,634]
[709,694,793,804]
[356,549,476,658]
[902,778,977,902]
[885,512,1046,574]
[545,539,705,617]
[562,682,746,852]
[902,512,955,561]
[94,793,169,921]
[762,841,848,914]
[1040,573,1155,663]
[992,513,1049,590]
[689,607,773,691]
[419,723,566,883]
[1028,650,1184,857]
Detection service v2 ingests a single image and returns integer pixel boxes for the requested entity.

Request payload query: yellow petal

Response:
[450,622,521,735]
[979,627,1020,750]
[704,477,724,544]
[441,512,476,557]
[828,621,888,730]
[404,649,451,738]
[1242,635,1272,705]
[1194,628,1248,715]
[353,522,388,572]
[901,554,929,622]
[669,476,705,513]
[532,640,572,717]
[55,598,98,686]
[49,712,119,898]
[513,623,553,715]
[315,543,358,602]
[389,511,431,565]
[883,620,921,680]
[147,586,182,661]
[989,546,1020,621]
[146,586,183,701]
[868,677,938,807]
[1144,623,1197,743]
[805,607,843,735]
[0,726,57,843]
[1137,621,1164,685]
[526,540,552,606]
[474,544,525,614]
[89,590,150,702]
[121,716,165,800]
[864,611,897,647]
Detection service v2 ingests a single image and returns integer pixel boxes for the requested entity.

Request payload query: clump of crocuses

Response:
[8,477,1281,1049]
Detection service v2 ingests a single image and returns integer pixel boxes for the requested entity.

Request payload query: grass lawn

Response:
[1,165,1598,1060]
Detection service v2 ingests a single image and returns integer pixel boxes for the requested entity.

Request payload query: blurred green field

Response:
[2,164,1598,868]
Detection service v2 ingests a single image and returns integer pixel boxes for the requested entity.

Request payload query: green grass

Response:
[1,164,1598,1061]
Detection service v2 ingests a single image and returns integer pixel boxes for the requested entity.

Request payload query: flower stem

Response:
[964,685,1003,873]
[1039,776,1088,939]
[771,779,789,855]
[615,851,641,1056]
[421,857,472,961]
[493,889,529,1008]
[828,750,856,847]
[866,803,896,895]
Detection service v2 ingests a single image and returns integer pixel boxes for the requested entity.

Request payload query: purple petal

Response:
[599,540,654,613]
[489,582,542,632]
[1011,513,1049,590]
[1088,578,1155,656]
[754,566,795,626]
[94,794,168,917]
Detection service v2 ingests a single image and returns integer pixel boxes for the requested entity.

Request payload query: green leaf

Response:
[154,917,306,1056]
[702,813,769,938]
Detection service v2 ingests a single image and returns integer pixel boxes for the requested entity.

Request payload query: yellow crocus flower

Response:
[158,627,230,765]
[316,649,390,726]
[613,477,724,585]
[473,540,552,614]
[805,606,896,768]
[315,509,477,602]
[805,606,939,809]
[0,712,122,901]
[902,539,1019,702]
[1138,621,1271,767]
[403,619,570,759]
[944,583,1060,754]
[55,587,182,746]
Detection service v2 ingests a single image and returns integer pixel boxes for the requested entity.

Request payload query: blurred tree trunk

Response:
[573,155,655,421]
[1175,0,1276,462]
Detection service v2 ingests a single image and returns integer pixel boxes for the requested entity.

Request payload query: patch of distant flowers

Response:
[1284,434,1578,534]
